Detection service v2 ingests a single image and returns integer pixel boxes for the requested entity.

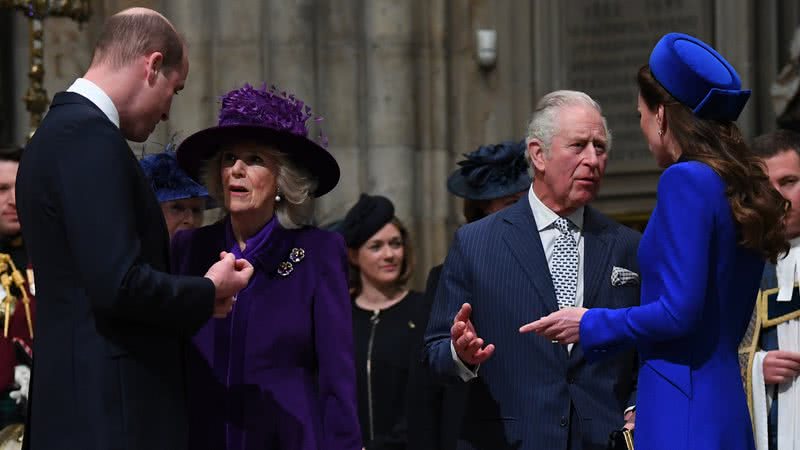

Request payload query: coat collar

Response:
[196,218,301,279]
[226,218,302,279]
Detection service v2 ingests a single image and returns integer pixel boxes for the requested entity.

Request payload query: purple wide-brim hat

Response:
[177,84,340,197]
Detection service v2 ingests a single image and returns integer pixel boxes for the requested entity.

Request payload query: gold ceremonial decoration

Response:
[0,0,92,139]
[0,254,33,340]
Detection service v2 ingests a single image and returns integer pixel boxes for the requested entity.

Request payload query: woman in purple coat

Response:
[172,84,361,450]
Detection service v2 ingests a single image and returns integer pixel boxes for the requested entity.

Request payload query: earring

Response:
[275,191,282,202]
[658,129,664,136]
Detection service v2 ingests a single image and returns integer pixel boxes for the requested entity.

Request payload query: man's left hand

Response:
[519,307,588,344]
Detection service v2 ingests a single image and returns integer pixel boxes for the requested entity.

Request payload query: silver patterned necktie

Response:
[550,217,578,309]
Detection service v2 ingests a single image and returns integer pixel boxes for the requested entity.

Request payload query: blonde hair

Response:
[201,143,318,229]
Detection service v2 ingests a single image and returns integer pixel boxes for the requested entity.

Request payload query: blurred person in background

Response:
[0,145,33,435]
[744,129,800,450]
[340,193,426,450]
[139,142,211,240]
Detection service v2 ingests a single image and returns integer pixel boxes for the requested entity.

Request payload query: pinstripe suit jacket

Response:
[423,197,641,450]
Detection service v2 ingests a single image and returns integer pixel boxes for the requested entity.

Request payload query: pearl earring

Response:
[275,192,282,202]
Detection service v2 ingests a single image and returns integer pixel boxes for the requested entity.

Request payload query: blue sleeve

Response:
[580,164,717,358]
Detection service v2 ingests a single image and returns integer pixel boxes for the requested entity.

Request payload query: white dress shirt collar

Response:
[527,185,584,231]
[776,237,800,301]
[66,78,120,128]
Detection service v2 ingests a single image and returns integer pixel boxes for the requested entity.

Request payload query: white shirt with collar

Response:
[450,186,586,380]
[66,78,120,128]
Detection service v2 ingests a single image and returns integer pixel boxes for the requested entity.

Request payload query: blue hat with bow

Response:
[649,32,750,121]
[140,143,212,205]
[447,140,531,201]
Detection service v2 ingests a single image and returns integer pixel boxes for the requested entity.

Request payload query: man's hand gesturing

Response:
[451,303,495,366]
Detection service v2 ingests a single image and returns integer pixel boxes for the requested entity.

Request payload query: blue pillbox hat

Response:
[649,32,750,121]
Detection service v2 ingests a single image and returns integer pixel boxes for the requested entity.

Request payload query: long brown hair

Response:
[638,65,788,262]
[348,217,416,298]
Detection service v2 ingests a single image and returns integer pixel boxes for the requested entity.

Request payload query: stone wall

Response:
[4,0,800,287]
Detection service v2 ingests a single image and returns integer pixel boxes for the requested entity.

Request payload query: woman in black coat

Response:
[340,194,427,450]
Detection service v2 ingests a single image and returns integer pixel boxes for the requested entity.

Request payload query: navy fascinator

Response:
[140,143,212,206]
[447,140,531,200]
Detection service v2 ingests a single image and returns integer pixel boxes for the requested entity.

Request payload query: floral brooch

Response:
[277,247,305,277]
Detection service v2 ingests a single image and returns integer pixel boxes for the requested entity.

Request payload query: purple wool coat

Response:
[171,218,362,450]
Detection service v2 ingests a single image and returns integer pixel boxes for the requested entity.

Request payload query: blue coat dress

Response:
[580,161,762,450]
[171,218,362,450]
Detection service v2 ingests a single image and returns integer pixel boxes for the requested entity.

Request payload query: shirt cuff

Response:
[450,340,479,381]
[624,405,636,415]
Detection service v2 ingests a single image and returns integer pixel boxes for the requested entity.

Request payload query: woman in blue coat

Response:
[523,33,788,450]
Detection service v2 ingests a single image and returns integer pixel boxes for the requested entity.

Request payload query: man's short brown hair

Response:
[0,145,22,163]
[91,10,185,73]
[753,129,800,159]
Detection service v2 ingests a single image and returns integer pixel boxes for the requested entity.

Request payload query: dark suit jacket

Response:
[423,197,640,450]
[16,92,215,450]
[407,264,467,450]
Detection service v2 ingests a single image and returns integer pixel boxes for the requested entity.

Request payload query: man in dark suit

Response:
[423,90,640,450]
[409,140,530,450]
[16,8,253,450]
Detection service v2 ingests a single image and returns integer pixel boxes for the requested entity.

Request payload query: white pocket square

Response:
[611,266,639,286]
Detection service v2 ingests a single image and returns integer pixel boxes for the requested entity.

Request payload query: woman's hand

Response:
[519,307,588,344]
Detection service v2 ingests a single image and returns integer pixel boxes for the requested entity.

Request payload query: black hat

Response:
[339,194,395,249]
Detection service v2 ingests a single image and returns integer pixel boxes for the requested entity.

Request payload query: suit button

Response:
[560,416,568,427]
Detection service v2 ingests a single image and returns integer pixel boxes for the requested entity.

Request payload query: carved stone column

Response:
[211,0,263,95]
[314,0,363,225]
[414,0,450,277]
[363,0,416,221]
[714,0,756,138]
[162,0,214,142]
[264,0,316,101]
